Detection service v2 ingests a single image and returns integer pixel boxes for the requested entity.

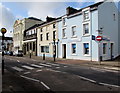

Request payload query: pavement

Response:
[24,55,120,71]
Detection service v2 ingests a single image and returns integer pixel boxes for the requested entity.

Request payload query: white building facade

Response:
[58,1,119,61]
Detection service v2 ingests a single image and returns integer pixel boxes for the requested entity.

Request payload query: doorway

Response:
[110,43,113,60]
[62,44,66,58]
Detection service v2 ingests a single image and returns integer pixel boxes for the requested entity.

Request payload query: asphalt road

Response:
[3,56,120,92]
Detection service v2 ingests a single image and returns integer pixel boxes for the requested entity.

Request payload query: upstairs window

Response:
[83,23,89,35]
[46,33,49,40]
[53,31,56,40]
[62,28,66,38]
[72,26,76,37]
[40,28,43,32]
[53,24,56,28]
[83,10,89,20]
[62,18,66,26]
[40,34,43,41]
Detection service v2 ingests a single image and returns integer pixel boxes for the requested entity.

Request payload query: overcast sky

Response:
[0,0,119,37]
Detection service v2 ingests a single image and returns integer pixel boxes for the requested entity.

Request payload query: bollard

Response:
[43,54,45,60]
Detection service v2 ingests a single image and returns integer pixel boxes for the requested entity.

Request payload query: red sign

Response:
[96,36,102,41]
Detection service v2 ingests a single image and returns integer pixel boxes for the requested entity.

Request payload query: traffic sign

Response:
[96,36,102,41]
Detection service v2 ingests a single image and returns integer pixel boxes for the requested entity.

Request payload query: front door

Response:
[62,44,66,58]
[110,43,113,60]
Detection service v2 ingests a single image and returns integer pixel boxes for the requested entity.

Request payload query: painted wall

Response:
[37,22,59,58]
[58,9,99,61]
[98,1,119,60]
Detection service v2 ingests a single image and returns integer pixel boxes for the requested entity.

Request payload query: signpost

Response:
[96,36,102,65]
[1,28,7,75]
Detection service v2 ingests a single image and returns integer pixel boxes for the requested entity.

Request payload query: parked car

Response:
[9,51,13,56]
[13,50,23,57]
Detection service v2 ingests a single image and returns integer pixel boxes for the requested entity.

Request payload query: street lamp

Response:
[1,28,7,75]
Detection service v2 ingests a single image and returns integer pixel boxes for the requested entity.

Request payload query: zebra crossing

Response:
[11,62,68,72]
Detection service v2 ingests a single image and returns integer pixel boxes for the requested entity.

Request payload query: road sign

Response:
[96,36,102,41]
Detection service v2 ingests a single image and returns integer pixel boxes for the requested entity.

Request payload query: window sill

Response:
[71,53,77,56]
[83,54,90,56]
[62,25,67,27]
[82,19,90,22]
[71,36,77,38]
[83,34,90,37]
[62,37,67,39]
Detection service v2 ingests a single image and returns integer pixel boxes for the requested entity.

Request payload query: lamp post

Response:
[1,28,7,75]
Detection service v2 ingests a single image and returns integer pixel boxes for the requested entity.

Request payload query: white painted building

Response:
[58,1,120,61]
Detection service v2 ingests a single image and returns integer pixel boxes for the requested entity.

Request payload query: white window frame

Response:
[62,28,67,38]
[83,42,90,56]
[82,22,90,36]
[71,26,77,37]
[71,43,77,55]
[82,8,90,21]
[62,16,67,27]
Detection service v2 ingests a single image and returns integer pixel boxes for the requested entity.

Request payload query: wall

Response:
[98,1,119,60]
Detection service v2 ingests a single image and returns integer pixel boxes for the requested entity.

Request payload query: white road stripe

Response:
[20,75,39,82]
[46,63,59,66]
[56,67,60,69]
[31,64,43,68]
[40,63,51,67]
[12,66,23,72]
[99,82,120,88]
[36,70,42,72]
[22,65,34,70]
[41,82,50,90]
[24,72,31,75]
[32,59,37,61]
[63,66,68,67]
[17,60,20,62]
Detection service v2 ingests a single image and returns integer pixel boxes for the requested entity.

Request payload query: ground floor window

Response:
[41,46,49,53]
[72,44,76,54]
[83,43,89,55]
[103,43,107,54]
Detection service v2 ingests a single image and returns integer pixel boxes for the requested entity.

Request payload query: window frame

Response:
[83,43,90,56]
[71,43,76,54]
[71,26,77,37]
[62,28,66,38]
[83,23,90,36]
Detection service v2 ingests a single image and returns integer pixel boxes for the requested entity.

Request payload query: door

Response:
[110,43,113,60]
[62,44,66,58]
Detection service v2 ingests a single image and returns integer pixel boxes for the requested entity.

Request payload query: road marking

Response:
[41,81,50,90]
[91,67,105,72]
[76,75,120,88]
[63,66,68,67]
[40,63,52,67]
[47,69,62,73]
[17,60,20,62]
[31,64,43,68]
[56,67,60,69]
[32,59,37,61]
[22,65,34,70]
[23,72,31,75]
[99,82,120,88]
[36,70,42,72]
[78,76,96,83]
[20,75,39,82]
[12,66,23,72]
[20,75,50,89]
[46,63,59,66]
